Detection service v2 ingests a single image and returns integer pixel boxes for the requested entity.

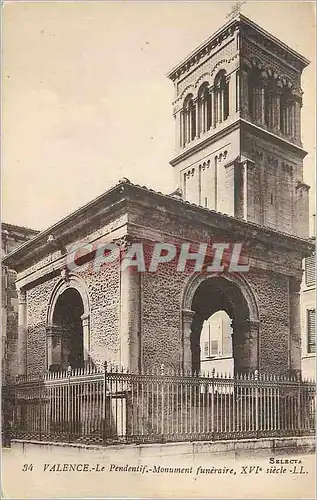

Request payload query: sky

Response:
[2,1,316,232]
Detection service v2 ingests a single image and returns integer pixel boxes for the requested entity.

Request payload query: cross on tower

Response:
[226,1,246,20]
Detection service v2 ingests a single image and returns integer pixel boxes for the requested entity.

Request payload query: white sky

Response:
[2,1,316,231]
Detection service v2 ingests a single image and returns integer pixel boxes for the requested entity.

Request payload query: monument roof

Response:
[3,178,314,271]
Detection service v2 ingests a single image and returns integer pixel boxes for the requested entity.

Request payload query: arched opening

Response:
[48,288,85,371]
[198,83,212,135]
[214,70,229,124]
[280,87,294,137]
[184,276,259,376]
[182,94,196,144]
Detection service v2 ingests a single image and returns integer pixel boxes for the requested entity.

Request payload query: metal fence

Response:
[8,364,316,445]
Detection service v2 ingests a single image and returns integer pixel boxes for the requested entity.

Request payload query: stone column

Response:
[210,87,215,128]
[216,87,221,124]
[238,159,255,222]
[295,99,302,142]
[120,266,141,373]
[293,91,302,143]
[242,160,248,221]
[240,69,249,119]
[253,76,267,126]
[289,277,302,377]
[186,109,190,144]
[249,320,260,372]
[229,71,237,116]
[290,100,296,139]
[224,162,235,216]
[17,289,27,375]
[273,83,282,132]
[179,110,184,148]
[81,313,90,362]
[219,87,224,122]
[232,318,259,374]
[232,318,250,375]
[182,309,195,373]
[46,325,63,370]
[266,90,273,128]
[195,98,200,137]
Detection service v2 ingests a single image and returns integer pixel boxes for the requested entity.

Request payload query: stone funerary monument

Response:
[3,13,313,380]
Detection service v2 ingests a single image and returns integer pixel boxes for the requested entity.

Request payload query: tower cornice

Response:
[167,14,309,83]
[170,118,308,167]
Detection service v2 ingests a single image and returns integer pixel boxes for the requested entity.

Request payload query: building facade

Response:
[3,14,314,381]
[2,223,39,384]
[301,248,316,380]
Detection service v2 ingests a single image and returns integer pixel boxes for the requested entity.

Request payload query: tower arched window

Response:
[214,71,229,125]
[182,94,196,144]
[280,88,294,137]
[198,83,212,135]
[264,82,274,128]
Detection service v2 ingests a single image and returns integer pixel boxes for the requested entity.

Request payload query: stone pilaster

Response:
[229,71,237,116]
[273,82,282,132]
[235,159,255,222]
[232,318,250,374]
[289,277,302,377]
[294,181,310,238]
[179,110,184,148]
[195,97,200,138]
[292,90,303,143]
[81,313,90,362]
[232,318,259,374]
[224,162,235,216]
[240,68,249,119]
[120,263,141,373]
[249,320,260,372]
[182,309,195,373]
[17,289,27,375]
[46,325,63,370]
[210,87,215,128]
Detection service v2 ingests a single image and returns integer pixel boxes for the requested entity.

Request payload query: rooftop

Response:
[3,178,314,271]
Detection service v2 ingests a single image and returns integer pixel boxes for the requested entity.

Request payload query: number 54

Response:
[21,464,33,472]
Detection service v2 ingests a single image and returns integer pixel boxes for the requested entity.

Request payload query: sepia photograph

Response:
[1,1,316,498]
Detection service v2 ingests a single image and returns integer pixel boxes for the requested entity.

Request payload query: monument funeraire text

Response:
[3,13,313,380]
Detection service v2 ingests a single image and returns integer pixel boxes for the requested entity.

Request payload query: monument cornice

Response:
[4,178,314,274]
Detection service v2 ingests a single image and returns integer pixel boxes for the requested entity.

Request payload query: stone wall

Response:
[140,261,291,375]
[24,260,121,375]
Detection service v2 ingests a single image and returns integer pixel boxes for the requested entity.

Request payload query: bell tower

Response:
[168,14,310,237]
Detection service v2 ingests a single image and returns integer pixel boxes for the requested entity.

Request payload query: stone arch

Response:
[210,60,230,83]
[195,73,211,90]
[46,273,91,371]
[47,273,90,325]
[178,84,196,102]
[197,82,212,134]
[181,273,260,375]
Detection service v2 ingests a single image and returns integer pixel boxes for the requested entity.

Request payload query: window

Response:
[307,309,316,354]
[214,71,229,124]
[182,94,196,145]
[305,255,315,286]
[204,341,209,357]
[198,83,212,135]
[210,339,219,356]
[270,193,274,205]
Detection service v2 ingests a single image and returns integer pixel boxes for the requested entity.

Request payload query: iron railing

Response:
[7,364,316,445]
